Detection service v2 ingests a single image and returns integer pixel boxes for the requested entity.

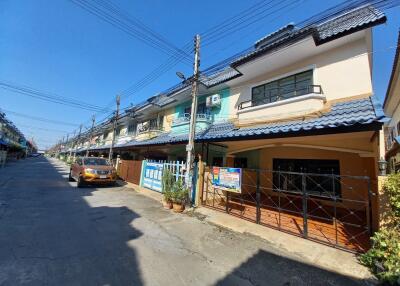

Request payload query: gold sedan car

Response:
[69,157,117,187]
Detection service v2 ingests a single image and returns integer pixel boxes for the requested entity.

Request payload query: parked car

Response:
[69,157,117,187]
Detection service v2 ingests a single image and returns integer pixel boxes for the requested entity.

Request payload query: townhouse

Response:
[59,5,390,252]
[0,112,32,161]
[383,31,400,172]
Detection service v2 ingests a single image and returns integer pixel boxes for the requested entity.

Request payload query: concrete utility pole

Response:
[109,95,120,162]
[185,34,201,193]
[73,125,82,161]
[86,115,96,157]
[69,130,75,160]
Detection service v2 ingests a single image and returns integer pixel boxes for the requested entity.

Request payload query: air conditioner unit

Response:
[206,94,221,108]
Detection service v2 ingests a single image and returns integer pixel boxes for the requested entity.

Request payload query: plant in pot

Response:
[171,179,188,213]
[161,168,174,209]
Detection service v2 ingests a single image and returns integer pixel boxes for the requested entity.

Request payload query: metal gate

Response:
[202,167,373,252]
[118,160,142,185]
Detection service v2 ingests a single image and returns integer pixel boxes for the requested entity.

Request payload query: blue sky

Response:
[0,0,399,149]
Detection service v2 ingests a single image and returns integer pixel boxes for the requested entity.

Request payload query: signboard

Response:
[212,167,242,193]
[143,162,163,192]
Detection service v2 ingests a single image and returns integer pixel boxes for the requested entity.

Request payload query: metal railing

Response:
[172,113,212,125]
[202,167,372,252]
[137,126,164,135]
[238,85,323,110]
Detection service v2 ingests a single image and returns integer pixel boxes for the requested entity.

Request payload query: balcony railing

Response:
[238,85,323,110]
[172,113,212,126]
[137,126,164,135]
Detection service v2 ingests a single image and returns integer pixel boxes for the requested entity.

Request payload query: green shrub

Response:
[162,168,175,201]
[360,228,400,284]
[360,173,400,285]
[384,174,400,221]
[171,179,188,204]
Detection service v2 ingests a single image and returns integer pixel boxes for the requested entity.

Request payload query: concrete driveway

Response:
[0,157,374,285]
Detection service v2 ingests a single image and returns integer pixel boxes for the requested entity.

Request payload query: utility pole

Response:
[109,95,120,162]
[86,115,96,157]
[69,130,75,160]
[185,34,201,195]
[73,125,82,161]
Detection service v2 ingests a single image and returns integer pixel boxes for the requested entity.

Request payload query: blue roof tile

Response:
[116,97,385,147]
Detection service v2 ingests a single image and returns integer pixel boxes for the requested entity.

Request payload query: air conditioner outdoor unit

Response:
[206,94,221,108]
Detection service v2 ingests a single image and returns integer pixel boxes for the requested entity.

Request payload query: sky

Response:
[0,0,399,149]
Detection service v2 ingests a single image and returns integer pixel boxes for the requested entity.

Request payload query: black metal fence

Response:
[202,168,373,252]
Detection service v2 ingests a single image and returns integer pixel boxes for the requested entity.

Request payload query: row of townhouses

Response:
[0,112,36,161]
[53,5,394,253]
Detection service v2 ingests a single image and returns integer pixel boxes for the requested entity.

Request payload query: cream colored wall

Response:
[230,37,373,122]
[163,107,175,132]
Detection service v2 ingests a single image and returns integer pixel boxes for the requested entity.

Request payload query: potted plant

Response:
[161,168,174,209]
[171,179,188,213]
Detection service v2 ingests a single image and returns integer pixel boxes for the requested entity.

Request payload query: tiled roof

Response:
[114,97,386,147]
[231,5,386,67]
[316,6,385,43]
[201,97,385,141]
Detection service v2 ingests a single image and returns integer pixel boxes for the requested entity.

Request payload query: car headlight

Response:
[84,168,96,174]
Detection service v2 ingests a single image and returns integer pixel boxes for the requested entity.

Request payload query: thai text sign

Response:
[143,162,163,192]
[212,167,242,193]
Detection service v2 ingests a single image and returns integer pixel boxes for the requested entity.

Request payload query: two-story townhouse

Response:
[383,31,400,172]
[64,5,389,252]
[0,112,28,157]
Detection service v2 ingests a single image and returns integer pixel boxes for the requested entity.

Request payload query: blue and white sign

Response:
[143,162,164,192]
[212,167,242,193]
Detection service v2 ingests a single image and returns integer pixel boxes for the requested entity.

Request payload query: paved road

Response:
[0,157,371,286]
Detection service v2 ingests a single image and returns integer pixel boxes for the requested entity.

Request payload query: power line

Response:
[15,123,70,133]
[0,108,79,127]
[69,0,193,65]
[0,80,113,113]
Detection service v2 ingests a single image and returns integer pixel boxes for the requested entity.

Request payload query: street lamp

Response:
[176,71,186,81]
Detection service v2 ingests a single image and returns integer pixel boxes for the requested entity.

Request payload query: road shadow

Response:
[0,157,144,285]
[214,249,374,286]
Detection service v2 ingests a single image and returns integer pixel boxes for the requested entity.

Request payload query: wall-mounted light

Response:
[378,158,388,176]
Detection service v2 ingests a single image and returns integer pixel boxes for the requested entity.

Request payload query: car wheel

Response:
[77,175,85,188]
[68,170,74,182]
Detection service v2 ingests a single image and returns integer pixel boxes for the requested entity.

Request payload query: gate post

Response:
[302,173,308,238]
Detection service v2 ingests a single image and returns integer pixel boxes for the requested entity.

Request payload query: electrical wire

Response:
[69,0,193,65]
[0,80,113,113]
[0,108,79,127]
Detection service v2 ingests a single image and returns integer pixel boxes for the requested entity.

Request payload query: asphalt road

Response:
[0,157,371,286]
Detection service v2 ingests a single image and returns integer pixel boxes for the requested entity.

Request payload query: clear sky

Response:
[1,0,399,149]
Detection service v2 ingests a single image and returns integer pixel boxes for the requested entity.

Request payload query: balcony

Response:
[237,85,325,123]
[136,126,164,141]
[171,113,213,134]
[238,85,322,110]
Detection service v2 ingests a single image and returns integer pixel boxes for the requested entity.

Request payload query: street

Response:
[0,157,370,286]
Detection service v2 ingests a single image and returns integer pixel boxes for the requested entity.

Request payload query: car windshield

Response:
[83,158,110,166]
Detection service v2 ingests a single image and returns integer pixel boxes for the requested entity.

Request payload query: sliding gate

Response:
[202,168,373,252]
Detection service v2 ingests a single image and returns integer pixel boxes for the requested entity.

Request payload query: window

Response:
[273,158,341,197]
[128,122,137,135]
[184,102,210,115]
[103,132,109,140]
[212,157,223,167]
[234,157,248,168]
[115,126,122,137]
[149,118,158,129]
[83,158,110,166]
[252,70,313,106]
